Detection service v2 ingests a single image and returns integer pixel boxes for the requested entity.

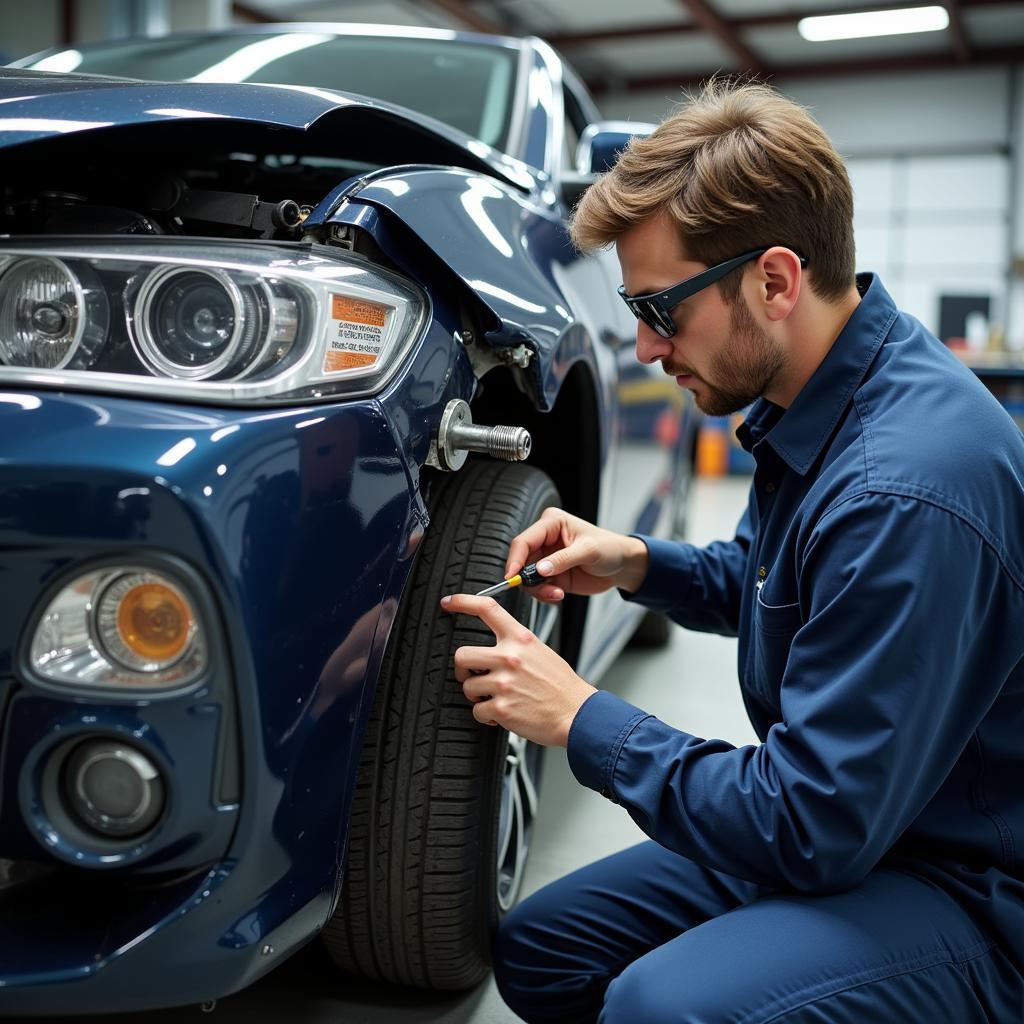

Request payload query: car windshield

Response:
[26,32,519,151]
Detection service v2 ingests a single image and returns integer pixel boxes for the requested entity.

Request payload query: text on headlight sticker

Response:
[324,294,390,371]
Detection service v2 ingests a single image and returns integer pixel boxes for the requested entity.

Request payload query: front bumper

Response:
[0,387,430,1013]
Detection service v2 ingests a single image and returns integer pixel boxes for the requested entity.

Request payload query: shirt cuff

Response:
[617,534,698,613]
[567,689,652,802]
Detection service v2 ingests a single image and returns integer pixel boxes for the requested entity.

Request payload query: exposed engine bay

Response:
[1,125,375,240]
[0,110,498,241]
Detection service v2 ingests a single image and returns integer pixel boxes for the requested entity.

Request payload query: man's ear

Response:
[755,247,802,322]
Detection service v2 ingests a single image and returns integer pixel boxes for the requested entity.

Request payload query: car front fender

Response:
[325,167,614,413]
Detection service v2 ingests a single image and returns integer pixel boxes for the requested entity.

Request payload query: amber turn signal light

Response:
[96,572,197,673]
[116,581,192,663]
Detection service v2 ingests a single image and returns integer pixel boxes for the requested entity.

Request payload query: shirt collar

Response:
[739,273,898,475]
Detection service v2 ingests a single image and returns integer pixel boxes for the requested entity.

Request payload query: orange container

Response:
[696,422,729,476]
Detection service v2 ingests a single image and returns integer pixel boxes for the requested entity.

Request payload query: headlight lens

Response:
[0,240,424,404]
[133,265,298,380]
[137,266,248,377]
[29,565,208,691]
[0,255,108,369]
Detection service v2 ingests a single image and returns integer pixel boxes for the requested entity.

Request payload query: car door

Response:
[556,76,695,670]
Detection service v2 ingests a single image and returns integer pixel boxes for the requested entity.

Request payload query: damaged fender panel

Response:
[326,167,609,412]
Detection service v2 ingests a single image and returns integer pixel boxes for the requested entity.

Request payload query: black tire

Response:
[323,460,561,990]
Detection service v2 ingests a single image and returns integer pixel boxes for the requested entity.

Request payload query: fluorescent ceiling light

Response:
[798,6,949,42]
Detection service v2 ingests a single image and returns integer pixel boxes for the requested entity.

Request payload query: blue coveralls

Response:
[495,275,1024,1023]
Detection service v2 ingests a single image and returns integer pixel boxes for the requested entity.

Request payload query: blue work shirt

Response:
[568,274,1024,962]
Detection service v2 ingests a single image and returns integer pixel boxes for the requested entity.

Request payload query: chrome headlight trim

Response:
[0,239,428,405]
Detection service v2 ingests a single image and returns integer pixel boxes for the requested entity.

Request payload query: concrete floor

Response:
[18,475,754,1024]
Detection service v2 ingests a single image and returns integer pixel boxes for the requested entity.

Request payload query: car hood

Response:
[0,68,536,192]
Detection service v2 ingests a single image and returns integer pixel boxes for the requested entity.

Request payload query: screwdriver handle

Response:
[518,562,545,587]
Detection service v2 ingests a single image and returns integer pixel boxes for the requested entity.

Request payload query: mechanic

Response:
[440,79,1024,1023]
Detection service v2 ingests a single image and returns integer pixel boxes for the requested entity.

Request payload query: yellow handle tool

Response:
[475,562,544,597]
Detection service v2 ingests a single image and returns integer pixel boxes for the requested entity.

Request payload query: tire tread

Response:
[322,461,558,989]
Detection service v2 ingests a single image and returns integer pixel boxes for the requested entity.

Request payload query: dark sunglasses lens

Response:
[639,300,674,338]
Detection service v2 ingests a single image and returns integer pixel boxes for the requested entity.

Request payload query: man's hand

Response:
[503,507,650,604]
[440,593,597,747]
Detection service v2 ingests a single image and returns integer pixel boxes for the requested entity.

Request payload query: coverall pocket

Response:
[750,590,803,705]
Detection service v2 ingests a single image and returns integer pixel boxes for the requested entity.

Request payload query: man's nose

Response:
[635,322,673,365]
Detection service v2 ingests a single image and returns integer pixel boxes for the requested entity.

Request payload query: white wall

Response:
[849,152,1009,340]
[0,0,230,57]
[597,68,1010,152]
[0,0,61,61]
[600,67,1019,346]
[170,0,231,32]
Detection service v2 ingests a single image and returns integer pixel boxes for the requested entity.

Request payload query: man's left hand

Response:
[440,594,597,747]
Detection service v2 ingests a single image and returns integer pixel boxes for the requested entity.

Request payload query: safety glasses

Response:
[618,248,807,338]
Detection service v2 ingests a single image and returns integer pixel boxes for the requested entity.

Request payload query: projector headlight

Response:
[0,255,108,369]
[135,266,252,379]
[132,265,299,381]
[0,240,425,404]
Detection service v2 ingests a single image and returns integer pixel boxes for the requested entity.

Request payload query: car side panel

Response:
[329,170,698,675]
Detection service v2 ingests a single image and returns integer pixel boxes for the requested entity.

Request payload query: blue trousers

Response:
[494,841,1023,1023]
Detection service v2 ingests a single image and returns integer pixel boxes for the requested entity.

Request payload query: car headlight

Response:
[0,255,108,369]
[28,565,208,692]
[0,240,425,404]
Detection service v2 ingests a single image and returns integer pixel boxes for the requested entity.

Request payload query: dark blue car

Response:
[0,24,698,1015]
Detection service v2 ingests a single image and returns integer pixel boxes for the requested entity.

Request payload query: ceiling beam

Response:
[59,0,75,43]
[675,0,765,73]
[586,44,1024,94]
[942,0,973,61]
[548,0,1017,49]
[232,2,274,22]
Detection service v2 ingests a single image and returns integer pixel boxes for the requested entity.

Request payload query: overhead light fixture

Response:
[798,6,950,42]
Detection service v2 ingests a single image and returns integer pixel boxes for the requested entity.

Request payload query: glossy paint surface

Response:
[0,303,477,1010]
[0,28,695,1014]
[0,67,532,192]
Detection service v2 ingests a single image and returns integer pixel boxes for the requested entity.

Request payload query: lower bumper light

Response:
[63,740,165,838]
[29,564,208,692]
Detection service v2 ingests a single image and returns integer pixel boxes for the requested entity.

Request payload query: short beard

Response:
[691,296,786,416]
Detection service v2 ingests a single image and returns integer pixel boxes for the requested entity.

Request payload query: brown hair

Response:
[570,78,855,303]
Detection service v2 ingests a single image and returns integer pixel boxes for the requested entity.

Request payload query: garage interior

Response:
[2,1,1024,1022]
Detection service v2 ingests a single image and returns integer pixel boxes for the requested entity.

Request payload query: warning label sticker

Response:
[323,295,390,373]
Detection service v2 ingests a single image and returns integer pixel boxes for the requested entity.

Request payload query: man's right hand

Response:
[504,507,650,604]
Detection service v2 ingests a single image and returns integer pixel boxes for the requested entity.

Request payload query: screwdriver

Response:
[475,562,545,597]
